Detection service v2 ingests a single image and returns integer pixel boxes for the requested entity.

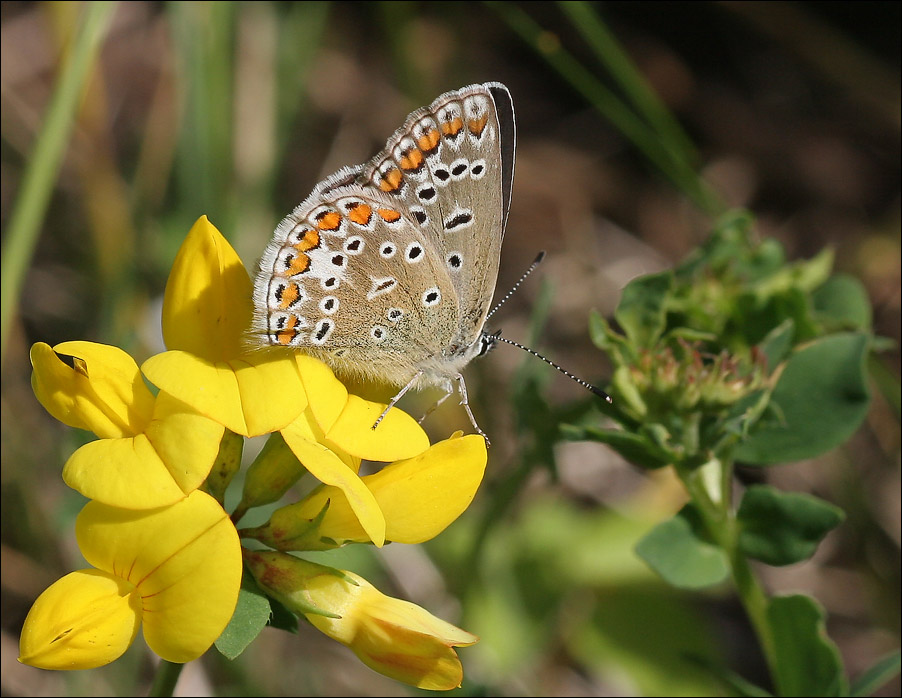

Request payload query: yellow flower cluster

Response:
[19,217,486,690]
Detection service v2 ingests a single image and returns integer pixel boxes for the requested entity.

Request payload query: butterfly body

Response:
[252,83,516,432]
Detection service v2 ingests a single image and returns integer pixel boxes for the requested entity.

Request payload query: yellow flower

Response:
[19,491,241,670]
[244,550,478,690]
[141,216,307,437]
[245,433,487,550]
[30,341,224,509]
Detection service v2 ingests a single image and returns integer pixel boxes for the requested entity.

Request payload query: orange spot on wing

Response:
[276,315,300,345]
[399,148,424,172]
[286,253,311,276]
[441,117,464,137]
[467,114,489,136]
[417,128,440,154]
[278,282,301,309]
[378,167,404,193]
[377,208,401,223]
[348,203,372,226]
[294,229,320,252]
[315,211,342,231]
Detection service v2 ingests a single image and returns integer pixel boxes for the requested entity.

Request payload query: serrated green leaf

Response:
[849,649,901,696]
[768,594,848,696]
[737,485,845,566]
[635,506,729,589]
[813,273,872,332]
[215,572,273,659]
[735,333,871,465]
[614,271,673,349]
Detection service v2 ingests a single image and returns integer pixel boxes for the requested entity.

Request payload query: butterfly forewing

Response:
[360,83,514,349]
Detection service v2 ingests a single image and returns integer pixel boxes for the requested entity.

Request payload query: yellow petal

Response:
[233,352,308,435]
[290,433,487,545]
[30,341,155,438]
[141,349,305,437]
[326,394,430,461]
[18,569,141,670]
[281,414,385,547]
[161,216,252,361]
[76,491,242,663]
[296,355,347,432]
[305,569,478,690]
[62,392,224,508]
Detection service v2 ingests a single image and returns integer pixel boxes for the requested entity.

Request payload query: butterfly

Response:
[250,82,516,439]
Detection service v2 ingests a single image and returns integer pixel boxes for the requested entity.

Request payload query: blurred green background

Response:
[1,2,899,696]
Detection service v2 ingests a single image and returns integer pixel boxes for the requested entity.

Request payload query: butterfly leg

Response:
[372,371,422,430]
[455,374,490,446]
[417,385,454,425]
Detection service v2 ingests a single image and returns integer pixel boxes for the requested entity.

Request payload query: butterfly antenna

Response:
[491,332,613,402]
[487,251,546,320]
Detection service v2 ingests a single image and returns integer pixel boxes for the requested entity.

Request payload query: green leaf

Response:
[737,485,845,566]
[675,209,757,277]
[813,273,872,332]
[758,319,795,373]
[614,271,673,349]
[589,309,631,361]
[215,572,273,659]
[753,247,834,297]
[735,333,871,465]
[561,424,673,469]
[735,286,819,347]
[635,505,729,589]
[768,594,848,696]
[849,650,901,696]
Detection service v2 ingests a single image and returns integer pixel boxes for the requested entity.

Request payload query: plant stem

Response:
[676,458,778,685]
[148,659,184,697]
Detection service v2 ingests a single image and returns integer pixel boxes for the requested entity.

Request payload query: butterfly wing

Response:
[358,82,515,349]
[252,82,515,388]
[251,171,460,386]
